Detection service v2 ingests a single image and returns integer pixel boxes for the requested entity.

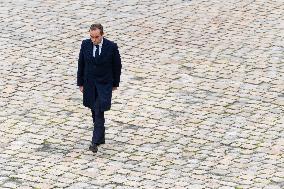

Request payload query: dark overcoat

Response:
[77,38,121,111]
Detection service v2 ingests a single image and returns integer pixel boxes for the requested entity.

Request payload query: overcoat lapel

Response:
[86,39,93,59]
[99,38,109,58]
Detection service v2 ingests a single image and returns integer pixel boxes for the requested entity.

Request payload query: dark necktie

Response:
[95,45,100,58]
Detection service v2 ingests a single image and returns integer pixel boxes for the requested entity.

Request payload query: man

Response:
[77,23,122,153]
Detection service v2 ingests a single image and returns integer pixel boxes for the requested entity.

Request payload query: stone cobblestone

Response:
[0,0,283,188]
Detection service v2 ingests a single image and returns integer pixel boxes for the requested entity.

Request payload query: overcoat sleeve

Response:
[112,43,122,87]
[77,41,85,86]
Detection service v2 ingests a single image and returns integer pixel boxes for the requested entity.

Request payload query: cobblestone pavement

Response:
[0,0,283,188]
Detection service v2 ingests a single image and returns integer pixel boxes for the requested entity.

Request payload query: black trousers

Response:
[91,88,105,144]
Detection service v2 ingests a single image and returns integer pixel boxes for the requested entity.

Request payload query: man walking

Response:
[77,23,122,153]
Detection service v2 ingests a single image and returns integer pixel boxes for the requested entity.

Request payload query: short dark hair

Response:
[89,23,104,35]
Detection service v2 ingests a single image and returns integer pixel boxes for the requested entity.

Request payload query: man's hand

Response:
[112,87,117,91]
[79,86,83,93]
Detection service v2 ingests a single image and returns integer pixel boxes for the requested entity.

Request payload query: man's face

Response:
[90,29,103,45]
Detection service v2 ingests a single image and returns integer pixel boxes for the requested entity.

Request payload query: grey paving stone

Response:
[0,0,283,188]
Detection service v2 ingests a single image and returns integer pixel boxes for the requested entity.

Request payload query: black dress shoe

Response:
[89,144,98,153]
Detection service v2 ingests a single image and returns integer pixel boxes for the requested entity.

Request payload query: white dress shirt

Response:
[93,38,103,58]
